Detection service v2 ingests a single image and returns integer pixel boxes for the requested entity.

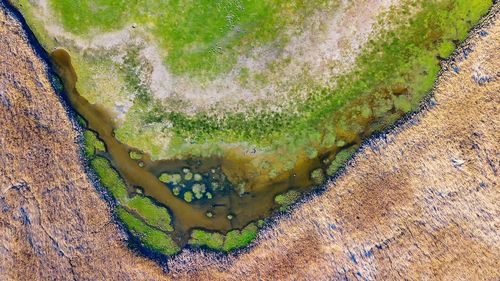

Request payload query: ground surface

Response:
[0,2,499,281]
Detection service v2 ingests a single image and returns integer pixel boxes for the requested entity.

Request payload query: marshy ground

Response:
[4,0,495,256]
[0,1,499,279]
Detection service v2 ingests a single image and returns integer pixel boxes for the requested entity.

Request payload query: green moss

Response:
[223,223,258,252]
[116,207,179,256]
[159,173,181,184]
[125,196,173,232]
[437,40,456,58]
[90,157,128,204]
[184,172,193,181]
[193,173,203,181]
[274,190,301,210]
[310,168,326,185]
[129,151,143,160]
[188,223,258,252]
[188,229,225,251]
[183,191,193,203]
[326,146,359,176]
[393,95,412,113]
[83,130,105,158]
[192,184,206,200]
[172,187,181,196]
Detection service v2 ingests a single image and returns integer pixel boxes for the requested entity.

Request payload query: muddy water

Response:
[50,49,331,243]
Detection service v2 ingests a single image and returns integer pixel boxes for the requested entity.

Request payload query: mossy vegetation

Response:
[129,151,143,160]
[158,168,228,202]
[84,134,177,255]
[275,190,301,211]
[117,207,179,256]
[90,156,128,204]
[83,130,105,158]
[126,196,173,232]
[49,0,335,76]
[188,223,259,252]
[326,146,359,176]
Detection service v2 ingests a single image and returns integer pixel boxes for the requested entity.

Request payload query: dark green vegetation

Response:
[116,207,179,256]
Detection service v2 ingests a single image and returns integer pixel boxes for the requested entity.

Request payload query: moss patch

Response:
[83,130,105,158]
[275,190,301,211]
[188,223,259,252]
[90,157,128,204]
[116,207,179,256]
[126,196,173,232]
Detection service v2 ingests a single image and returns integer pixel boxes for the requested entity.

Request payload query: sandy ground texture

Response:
[0,2,499,281]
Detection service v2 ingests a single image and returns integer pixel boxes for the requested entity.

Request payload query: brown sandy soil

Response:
[0,3,499,281]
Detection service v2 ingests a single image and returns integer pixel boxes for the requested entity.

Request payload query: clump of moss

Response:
[116,207,179,256]
[188,229,225,250]
[188,223,259,252]
[310,168,326,185]
[126,196,173,232]
[90,157,128,204]
[83,130,105,158]
[393,95,412,113]
[192,183,206,199]
[274,190,301,211]
[183,191,193,203]
[223,223,258,252]
[326,146,359,176]
[193,173,203,181]
[129,150,143,160]
[159,173,181,184]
